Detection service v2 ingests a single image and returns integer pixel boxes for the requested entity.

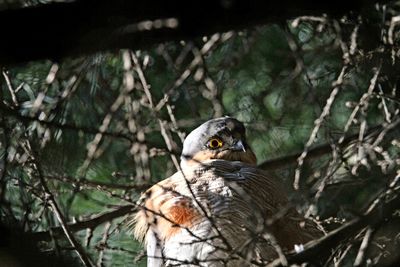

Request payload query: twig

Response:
[0,101,134,142]
[78,52,136,175]
[2,69,19,106]
[155,33,223,111]
[132,52,181,170]
[267,174,400,267]
[294,66,347,189]
[31,205,136,242]
[353,227,374,266]
[257,124,382,171]
[45,174,150,191]
[96,222,112,267]
[25,140,94,267]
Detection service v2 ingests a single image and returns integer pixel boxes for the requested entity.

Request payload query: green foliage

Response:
[1,5,400,266]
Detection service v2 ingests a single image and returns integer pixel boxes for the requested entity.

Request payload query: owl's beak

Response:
[231,140,246,152]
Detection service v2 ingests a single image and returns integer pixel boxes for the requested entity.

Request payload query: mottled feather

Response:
[134,160,322,266]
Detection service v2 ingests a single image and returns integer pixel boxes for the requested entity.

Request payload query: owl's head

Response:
[180,117,257,168]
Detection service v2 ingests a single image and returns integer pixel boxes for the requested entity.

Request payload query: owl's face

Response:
[180,117,257,167]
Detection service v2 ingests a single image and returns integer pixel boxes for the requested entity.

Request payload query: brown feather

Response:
[133,174,201,243]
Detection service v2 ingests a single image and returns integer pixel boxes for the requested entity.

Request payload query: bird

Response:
[133,117,322,266]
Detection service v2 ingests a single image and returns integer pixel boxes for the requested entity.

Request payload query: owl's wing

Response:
[211,160,323,248]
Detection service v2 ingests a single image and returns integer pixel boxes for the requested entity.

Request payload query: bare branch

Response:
[32,205,135,242]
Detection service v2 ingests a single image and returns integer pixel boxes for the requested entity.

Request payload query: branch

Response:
[26,140,94,266]
[45,174,150,191]
[0,102,182,156]
[31,205,135,242]
[257,125,383,171]
[0,0,379,65]
[0,102,133,142]
[267,178,400,266]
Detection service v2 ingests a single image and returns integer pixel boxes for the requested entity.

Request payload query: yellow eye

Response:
[208,138,223,149]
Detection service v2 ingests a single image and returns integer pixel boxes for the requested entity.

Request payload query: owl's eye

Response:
[208,138,223,149]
